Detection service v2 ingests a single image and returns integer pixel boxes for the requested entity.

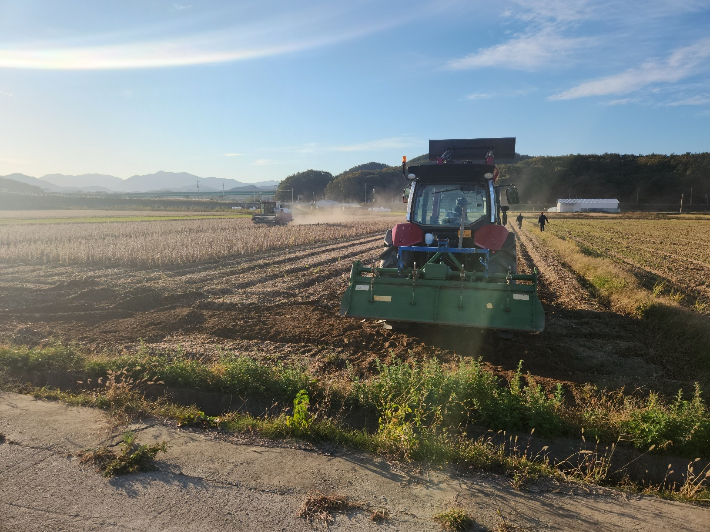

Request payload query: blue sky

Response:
[0,0,709,182]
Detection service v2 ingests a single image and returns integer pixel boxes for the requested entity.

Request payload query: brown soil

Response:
[0,227,686,392]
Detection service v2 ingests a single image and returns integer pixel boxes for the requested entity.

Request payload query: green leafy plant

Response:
[286,389,311,433]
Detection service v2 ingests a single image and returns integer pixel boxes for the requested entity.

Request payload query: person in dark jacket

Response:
[516,213,524,229]
[538,212,549,231]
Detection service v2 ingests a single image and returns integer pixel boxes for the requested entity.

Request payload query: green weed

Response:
[78,431,168,477]
[433,508,473,531]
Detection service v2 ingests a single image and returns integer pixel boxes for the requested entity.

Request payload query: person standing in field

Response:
[538,212,549,231]
[516,213,523,229]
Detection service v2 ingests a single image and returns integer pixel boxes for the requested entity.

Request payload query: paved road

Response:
[1,393,708,531]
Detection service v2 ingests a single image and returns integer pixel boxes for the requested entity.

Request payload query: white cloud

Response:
[466,87,537,99]
[221,153,243,157]
[447,30,591,71]
[603,98,638,106]
[252,159,279,166]
[0,90,12,96]
[549,38,710,100]
[465,92,492,100]
[668,95,710,106]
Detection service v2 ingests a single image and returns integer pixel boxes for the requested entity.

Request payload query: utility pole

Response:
[690,186,693,205]
[364,183,367,204]
[680,193,683,214]
[222,183,225,197]
[291,188,294,203]
[196,180,200,194]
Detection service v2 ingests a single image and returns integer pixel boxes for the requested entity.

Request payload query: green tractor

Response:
[339,137,544,333]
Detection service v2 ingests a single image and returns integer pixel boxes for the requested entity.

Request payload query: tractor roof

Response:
[428,137,516,162]
[407,163,495,183]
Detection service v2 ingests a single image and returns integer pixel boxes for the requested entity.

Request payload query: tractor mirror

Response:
[403,187,410,203]
[506,187,520,204]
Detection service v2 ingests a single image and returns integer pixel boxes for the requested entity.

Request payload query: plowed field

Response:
[0,213,703,392]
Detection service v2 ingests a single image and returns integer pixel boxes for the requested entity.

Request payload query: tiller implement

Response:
[340,137,544,333]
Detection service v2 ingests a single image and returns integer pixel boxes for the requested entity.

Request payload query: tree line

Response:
[275,163,407,203]
[498,152,710,204]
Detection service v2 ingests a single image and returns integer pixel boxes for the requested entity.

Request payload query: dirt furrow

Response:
[512,225,601,312]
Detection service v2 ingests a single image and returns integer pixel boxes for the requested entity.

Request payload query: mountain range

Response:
[0,171,279,194]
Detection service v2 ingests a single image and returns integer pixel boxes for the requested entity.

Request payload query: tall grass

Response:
[2,344,708,459]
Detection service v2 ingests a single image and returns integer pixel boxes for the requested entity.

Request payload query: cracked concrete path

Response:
[1,392,708,531]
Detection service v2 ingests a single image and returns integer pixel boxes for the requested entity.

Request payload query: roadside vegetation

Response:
[433,508,474,531]
[78,430,168,477]
[2,343,709,502]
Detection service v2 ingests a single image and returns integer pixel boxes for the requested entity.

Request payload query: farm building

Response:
[556,198,619,213]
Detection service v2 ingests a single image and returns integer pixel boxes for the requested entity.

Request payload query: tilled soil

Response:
[0,227,685,391]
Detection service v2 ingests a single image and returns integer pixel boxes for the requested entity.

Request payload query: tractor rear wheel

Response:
[488,233,517,277]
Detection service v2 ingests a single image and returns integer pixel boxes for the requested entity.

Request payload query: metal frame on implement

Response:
[340,241,544,332]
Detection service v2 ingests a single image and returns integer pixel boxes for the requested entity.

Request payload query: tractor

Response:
[339,137,544,333]
[251,201,293,225]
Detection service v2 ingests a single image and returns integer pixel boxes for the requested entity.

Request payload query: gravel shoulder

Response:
[2,392,709,532]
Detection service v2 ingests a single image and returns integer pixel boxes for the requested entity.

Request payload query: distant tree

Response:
[497,152,710,204]
[343,162,389,173]
[275,170,333,202]
[325,167,406,203]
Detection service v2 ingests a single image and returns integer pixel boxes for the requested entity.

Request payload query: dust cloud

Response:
[290,206,402,225]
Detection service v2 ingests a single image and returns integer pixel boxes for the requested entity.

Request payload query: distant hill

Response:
[41,173,125,190]
[0,176,44,194]
[0,171,279,193]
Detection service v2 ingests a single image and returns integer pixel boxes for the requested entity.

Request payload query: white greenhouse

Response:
[556,198,619,213]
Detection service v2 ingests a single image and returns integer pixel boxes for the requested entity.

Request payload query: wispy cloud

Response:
[465,87,536,100]
[667,95,710,106]
[603,98,638,106]
[0,90,12,96]
[172,4,192,10]
[447,0,710,73]
[221,153,243,157]
[330,137,420,152]
[252,159,279,166]
[272,136,422,155]
[448,30,590,71]
[465,92,492,100]
[549,38,710,100]
[0,2,454,70]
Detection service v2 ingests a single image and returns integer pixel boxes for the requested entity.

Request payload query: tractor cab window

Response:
[412,184,488,226]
